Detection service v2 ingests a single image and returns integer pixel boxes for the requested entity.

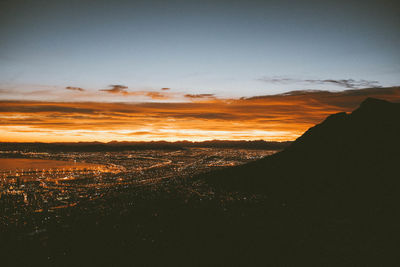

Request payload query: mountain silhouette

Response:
[201,97,400,264]
[205,97,400,190]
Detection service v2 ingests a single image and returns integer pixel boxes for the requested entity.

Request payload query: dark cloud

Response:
[98,85,170,99]
[258,77,381,89]
[66,86,85,92]
[100,85,129,94]
[307,79,381,89]
[161,88,170,91]
[244,90,327,100]
[257,77,297,84]
[243,87,400,109]
[184,94,215,99]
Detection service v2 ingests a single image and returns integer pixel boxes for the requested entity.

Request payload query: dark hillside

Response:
[200,98,400,264]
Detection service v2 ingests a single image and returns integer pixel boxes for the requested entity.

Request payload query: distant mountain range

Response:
[200,97,400,264]
[0,140,291,152]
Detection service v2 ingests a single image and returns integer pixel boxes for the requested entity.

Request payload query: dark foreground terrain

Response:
[1,98,399,266]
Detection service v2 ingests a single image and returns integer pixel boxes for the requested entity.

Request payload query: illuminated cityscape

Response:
[0,148,275,233]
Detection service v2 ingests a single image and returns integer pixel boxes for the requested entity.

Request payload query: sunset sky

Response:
[0,0,399,142]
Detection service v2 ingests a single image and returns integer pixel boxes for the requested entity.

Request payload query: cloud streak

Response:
[184,94,215,99]
[258,77,381,89]
[66,86,85,92]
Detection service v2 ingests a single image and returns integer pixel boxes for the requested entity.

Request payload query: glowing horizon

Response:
[1,87,399,143]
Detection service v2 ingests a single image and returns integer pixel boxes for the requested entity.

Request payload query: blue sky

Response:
[1,0,399,100]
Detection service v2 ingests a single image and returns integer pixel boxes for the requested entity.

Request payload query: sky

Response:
[0,0,399,142]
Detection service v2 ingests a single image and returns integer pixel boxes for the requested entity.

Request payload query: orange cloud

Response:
[145,92,169,100]
[0,87,399,142]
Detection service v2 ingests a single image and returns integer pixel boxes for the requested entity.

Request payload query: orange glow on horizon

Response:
[1,87,399,142]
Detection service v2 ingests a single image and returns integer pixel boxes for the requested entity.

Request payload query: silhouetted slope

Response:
[201,98,400,264]
[205,97,400,191]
